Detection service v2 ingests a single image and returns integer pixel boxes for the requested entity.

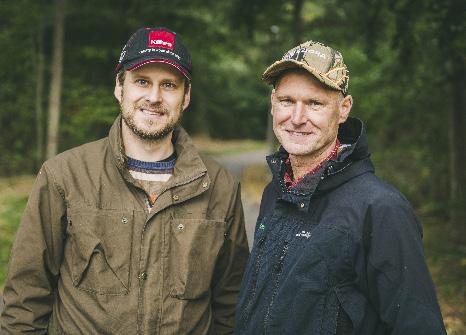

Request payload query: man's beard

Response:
[121,102,182,141]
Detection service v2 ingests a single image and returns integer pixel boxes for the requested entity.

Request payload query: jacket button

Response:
[202,181,208,188]
[300,203,305,208]
[138,272,148,280]
[173,195,179,201]
[121,217,128,224]
[271,159,277,164]
[177,223,184,230]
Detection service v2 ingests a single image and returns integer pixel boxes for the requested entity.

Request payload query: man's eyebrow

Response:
[161,78,179,82]
[131,72,150,79]
[275,93,293,98]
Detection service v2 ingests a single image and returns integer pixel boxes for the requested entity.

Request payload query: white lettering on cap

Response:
[308,49,327,59]
[150,39,173,48]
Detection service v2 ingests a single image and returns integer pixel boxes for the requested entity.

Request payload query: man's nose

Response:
[290,102,306,125]
[145,87,162,103]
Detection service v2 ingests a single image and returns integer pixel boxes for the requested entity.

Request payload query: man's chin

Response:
[134,128,173,141]
[282,143,315,157]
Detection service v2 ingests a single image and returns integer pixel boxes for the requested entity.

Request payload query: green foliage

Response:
[0,1,51,174]
[61,78,118,146]
[0,196,27,288]
[294,0,465,217]
[0,0,465,220]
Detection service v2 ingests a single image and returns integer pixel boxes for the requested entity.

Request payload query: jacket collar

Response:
[108,115,208,190]
[266,117,374,208]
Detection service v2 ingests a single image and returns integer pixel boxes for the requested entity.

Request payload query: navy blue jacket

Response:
[235,118,446,335]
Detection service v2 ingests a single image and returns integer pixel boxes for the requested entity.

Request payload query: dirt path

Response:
[214,149,269,248]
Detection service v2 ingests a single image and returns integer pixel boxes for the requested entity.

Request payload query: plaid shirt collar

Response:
[284,139,340,189]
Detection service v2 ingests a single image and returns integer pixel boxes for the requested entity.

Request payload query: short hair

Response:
[117,69,126,86]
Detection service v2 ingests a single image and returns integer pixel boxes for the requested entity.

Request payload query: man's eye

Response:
[279,99,293,106]
[162,82,176,89]
[135,79,148,86]
[308,100,322,108]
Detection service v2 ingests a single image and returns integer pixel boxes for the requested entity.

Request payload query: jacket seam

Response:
[44,163,66,202]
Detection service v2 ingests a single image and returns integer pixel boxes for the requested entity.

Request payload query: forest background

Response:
[0,0,465,333]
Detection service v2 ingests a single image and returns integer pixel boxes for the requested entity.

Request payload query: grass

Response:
[0,175,34,290]
[0,165,464,334]
[423,221,466,334]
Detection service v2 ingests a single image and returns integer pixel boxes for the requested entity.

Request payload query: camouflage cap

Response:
[262,40,349,95]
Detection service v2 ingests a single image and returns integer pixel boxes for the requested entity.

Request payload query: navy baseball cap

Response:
[116,27,192,80]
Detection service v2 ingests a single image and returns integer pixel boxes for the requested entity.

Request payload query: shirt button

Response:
[202,181,208,188]
[121,217,128,224]
[300,203,305,208]
[138,272,148,280]
[173,195,179,201]
[177,223,184,230]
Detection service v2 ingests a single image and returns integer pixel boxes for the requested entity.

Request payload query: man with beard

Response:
[235,40,446,334]
[1,27,249,334]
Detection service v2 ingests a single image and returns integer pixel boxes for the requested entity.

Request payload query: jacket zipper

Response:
[334,303,340,335]
[240,235,267,327]
[263,240,289,334]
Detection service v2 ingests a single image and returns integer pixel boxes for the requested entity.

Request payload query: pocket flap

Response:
[68,207,134,295]
[169,218,225,299]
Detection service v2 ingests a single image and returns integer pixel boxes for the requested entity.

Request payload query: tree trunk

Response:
[35,26,45,168]
[448,58,466,226]
[46,0,65,159]
[292,0,304,45]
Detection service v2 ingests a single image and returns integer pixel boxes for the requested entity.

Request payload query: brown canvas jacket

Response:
[1,116,249,334]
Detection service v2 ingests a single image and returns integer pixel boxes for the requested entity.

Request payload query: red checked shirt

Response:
[284,139,340,189]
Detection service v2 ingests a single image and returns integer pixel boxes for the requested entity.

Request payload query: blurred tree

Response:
[334,0,466,225]
[0,1,50,174]
[46,0,65,159]
[33,24,45,167]
[291,0,304,44]
[0,0,464,227]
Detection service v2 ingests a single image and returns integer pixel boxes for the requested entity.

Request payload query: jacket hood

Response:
[266,117,375,203]
[317,117,374,193]
[337,117,370,162]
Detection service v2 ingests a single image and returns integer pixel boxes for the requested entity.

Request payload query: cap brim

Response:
[118,57,191,81]
[262,59,340,92]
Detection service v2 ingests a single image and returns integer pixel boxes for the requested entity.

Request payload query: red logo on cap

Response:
[148,30,175,50]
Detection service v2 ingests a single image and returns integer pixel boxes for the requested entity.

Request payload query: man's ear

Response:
[114,75,123,103]
[182,83,191,110]
[338,94,353,124]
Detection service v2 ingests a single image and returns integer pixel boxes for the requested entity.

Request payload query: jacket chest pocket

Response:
[66,207,134,295]
[291,228,351,295]
[168,218,225,299]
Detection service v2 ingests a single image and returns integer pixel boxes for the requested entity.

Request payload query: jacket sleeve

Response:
[363,193,446,335]
[210,180,250,334]
[1,164,67,334]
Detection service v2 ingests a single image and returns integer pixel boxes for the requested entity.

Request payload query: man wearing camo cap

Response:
[235,41,446,334]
